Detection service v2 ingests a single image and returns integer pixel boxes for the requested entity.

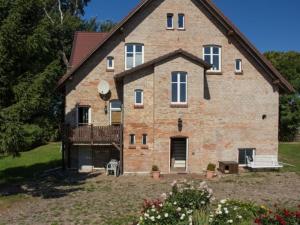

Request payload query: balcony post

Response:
[91,124,94,145]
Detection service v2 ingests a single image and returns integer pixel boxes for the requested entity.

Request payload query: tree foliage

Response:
[265,51,300,141]
[0,0,91,155]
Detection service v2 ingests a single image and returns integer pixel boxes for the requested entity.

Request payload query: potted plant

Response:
[206,163,216,179]
[152,165,160,180]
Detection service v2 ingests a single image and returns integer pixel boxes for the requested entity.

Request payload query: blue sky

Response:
[83,0,300,52]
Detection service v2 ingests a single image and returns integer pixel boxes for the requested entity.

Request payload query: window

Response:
[129,134,136,145]
[110,100,122,125]
[142,134,147,145]
[178,14,185,29]
[238,148,255,165]
[134,89,143,105]
[235,59,242,73]
[171,72,187,104]
[125,44,144,70]
[107,56,114,70]
[77,106,91,126]
[167,13,174,29]
[203,46,221,72]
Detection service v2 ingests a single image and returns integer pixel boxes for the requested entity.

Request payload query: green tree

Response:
[265,51,300,141]
[0,0,91,155]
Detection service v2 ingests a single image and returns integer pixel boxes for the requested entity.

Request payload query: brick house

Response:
[57,0,294,174]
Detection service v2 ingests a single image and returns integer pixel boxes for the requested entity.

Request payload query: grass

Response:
[279,142,300,172]
[0,142,61,185]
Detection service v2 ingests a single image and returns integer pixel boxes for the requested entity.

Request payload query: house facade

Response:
[58,0,294,174]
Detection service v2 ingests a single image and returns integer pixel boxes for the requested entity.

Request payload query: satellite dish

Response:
[98,80,110,95]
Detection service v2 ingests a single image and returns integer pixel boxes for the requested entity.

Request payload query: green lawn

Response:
[279,142,300,172]
[0,142,61,185]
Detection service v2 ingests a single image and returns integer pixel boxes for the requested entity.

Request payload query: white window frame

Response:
[171,72,188,104]
[76,106,91,126]
[125,44,144,70]
[238,148,256,166]
[134,89,144,105]
[167,13,174,29]
[109,100,122,125]
[203,45,222,72]
[107,56,114,70]
[142,134,147,145]
[235,59,242,73]
[178,13,185,30]
[129,134,136,145]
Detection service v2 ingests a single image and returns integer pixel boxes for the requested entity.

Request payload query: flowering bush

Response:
[137,180,213,225]
[209,199,259,225]
[255,206,300,225]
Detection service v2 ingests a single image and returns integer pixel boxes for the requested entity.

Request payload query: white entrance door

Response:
[78,148,93,172]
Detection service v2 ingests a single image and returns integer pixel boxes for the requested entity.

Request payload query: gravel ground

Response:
[0,171,299,225]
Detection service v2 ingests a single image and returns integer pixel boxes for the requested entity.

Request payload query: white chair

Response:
[106,159,120,177]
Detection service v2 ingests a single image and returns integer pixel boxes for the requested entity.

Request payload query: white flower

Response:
[209,218,213,222]
[227,219,233,223]
[151,208,156,212]
[180,214,186,220]
[173,201,177,205]
[139,216,143,221]
[164,213,169,218]
[157,215,161,219]
[220,199,227,204]
[169,192,173,195]
[161,193,167,200]
[159,203,163,207]
[176,207,182,212]
[189,202,193,206]
[201,201,205,204]
[171,180,177,186]
[152,205,155,209]
[150,216,155,221]
[144,213,149,217]
[237,215,242,219]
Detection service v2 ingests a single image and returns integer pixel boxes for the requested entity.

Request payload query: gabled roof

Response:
[69,32,108,68]
[114,49,211,80]
[57,0,295,93]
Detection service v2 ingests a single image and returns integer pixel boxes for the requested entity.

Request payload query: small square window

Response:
[142,134,147,145]
[107,56,114,70]
[238,148,255,165]
[129,134,136,145]
[235,59,242,73]
[178,14,185,29]
[167,13,174,29]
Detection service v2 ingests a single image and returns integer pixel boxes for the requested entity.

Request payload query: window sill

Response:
[141,145,149,149]
[134,105,144,109]
[178,28,185,31]
[106,68,114,72]
[166,27,174,30]
[128,145,136,149]
[235,71,243,75]
[206,71,223,75]
[170,103,188,108]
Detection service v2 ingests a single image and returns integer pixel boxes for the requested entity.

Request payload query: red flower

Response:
[255,218,261,224]
[283,209,291,217]
[275,215,286,225]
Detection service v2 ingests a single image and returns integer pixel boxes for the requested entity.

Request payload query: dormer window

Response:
[167,13,174,29]
[107,56,114,70]
[203,45,222,72]
[178,14,185,29]
[125,44,144,70]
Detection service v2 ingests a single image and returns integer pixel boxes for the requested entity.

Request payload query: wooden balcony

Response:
[63,125,122,146]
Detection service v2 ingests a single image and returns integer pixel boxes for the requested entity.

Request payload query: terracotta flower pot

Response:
[152,171,160,180]
[206,170,215,179]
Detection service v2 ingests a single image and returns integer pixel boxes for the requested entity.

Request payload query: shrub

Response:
[137,180,213,225]
[255,206,300,225]
[152,165,159,171]
[209,199,259,225]
[207,163,216,171]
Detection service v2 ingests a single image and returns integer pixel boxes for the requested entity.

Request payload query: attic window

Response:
[235,59,242,73]
[167,13,174,29]
[203,45,222,72]
[125,44,144,70]
[107,56,114,70]
[178,14,185,29]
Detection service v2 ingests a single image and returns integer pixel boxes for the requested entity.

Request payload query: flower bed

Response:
[135,179,300,225]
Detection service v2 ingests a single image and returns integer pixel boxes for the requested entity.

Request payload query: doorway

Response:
[170,138,187,172]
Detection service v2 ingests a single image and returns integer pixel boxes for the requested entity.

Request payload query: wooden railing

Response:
[63,125,122,145]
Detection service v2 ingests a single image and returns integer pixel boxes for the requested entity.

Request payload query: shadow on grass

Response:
[0,160,101,199]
